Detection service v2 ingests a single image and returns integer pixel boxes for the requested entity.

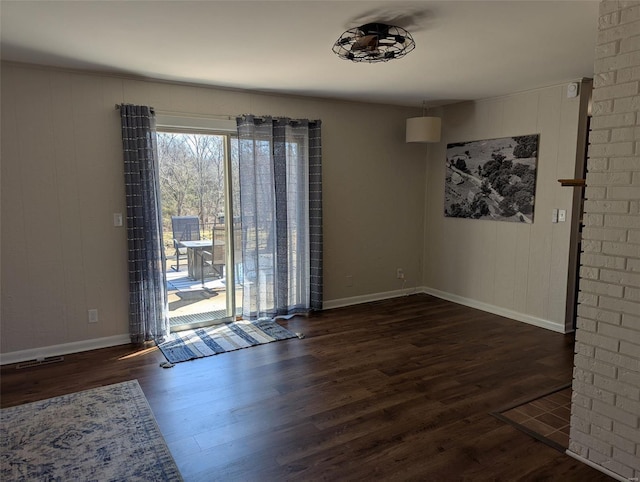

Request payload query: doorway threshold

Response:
[169,310,227,328]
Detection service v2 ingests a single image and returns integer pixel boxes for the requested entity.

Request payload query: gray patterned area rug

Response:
[0,380,182,481]
[158,319,298,364]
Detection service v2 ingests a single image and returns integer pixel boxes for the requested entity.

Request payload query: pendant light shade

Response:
[406,116,441,143]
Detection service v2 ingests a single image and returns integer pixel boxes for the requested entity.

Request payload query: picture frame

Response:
[444,134,539,223]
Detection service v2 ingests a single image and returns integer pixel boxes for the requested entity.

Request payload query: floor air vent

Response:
[16,356,64,369]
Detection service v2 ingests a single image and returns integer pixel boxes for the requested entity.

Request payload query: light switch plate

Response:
[113,213,123,227]
[552,208,558,223]
[559,209,566,222]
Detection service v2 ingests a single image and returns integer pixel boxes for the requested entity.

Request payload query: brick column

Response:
[569,1,640,479]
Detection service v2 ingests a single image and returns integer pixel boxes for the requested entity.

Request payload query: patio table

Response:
[181,240,224,281]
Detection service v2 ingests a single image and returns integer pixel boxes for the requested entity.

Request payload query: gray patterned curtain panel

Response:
[236,115,323,319]
[119,104,169,343]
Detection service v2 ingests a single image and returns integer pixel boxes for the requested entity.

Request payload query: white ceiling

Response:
[1,0,599,107]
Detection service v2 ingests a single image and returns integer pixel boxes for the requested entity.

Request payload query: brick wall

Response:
[569,1,640,479]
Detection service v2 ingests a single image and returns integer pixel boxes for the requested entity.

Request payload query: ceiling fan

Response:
[332,23,416,63]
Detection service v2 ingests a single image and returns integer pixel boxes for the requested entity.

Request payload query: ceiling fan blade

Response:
[351,34,379,51]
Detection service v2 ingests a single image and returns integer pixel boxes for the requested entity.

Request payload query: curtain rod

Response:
[114,106,316,124]
[155,110,237,121]
[116,104,234,120]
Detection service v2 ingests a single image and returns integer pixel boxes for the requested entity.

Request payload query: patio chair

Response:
[170,216,200,271]
[199,226,226,286]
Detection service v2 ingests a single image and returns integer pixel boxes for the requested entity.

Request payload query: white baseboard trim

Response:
[325,286,566,334]
[2,287,566,364]
[420,286,567,333]
[565,450,631,482]
[0,334,131,366]
[324,287,418,310]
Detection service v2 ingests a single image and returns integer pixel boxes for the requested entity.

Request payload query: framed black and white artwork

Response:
[444,134,539,223]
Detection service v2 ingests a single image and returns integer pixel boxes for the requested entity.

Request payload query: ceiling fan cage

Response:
[332,23,416,63]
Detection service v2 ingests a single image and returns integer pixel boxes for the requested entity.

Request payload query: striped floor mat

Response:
[157,319,298,363]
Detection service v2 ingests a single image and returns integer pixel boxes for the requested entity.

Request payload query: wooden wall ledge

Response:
[558,179,586,187]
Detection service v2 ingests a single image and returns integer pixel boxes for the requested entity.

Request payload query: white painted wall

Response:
[422,83,589,332]
[0,61,592,361]
[0,62,426,357]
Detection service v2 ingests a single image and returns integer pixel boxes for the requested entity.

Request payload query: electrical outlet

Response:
[113,213,123,227]
[346,275,353,287]
[396,268,405,279]
[552,208,558,223]
[88,309,98,323]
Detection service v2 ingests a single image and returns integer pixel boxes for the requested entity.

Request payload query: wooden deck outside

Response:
[165,258,242,327]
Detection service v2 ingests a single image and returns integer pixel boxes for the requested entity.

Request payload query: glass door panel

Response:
[157,131,237,331]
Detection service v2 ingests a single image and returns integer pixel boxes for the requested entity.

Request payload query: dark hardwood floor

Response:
[1,294,612,481]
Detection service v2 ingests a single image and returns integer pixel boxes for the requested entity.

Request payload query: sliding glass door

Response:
[157,130,241,331]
